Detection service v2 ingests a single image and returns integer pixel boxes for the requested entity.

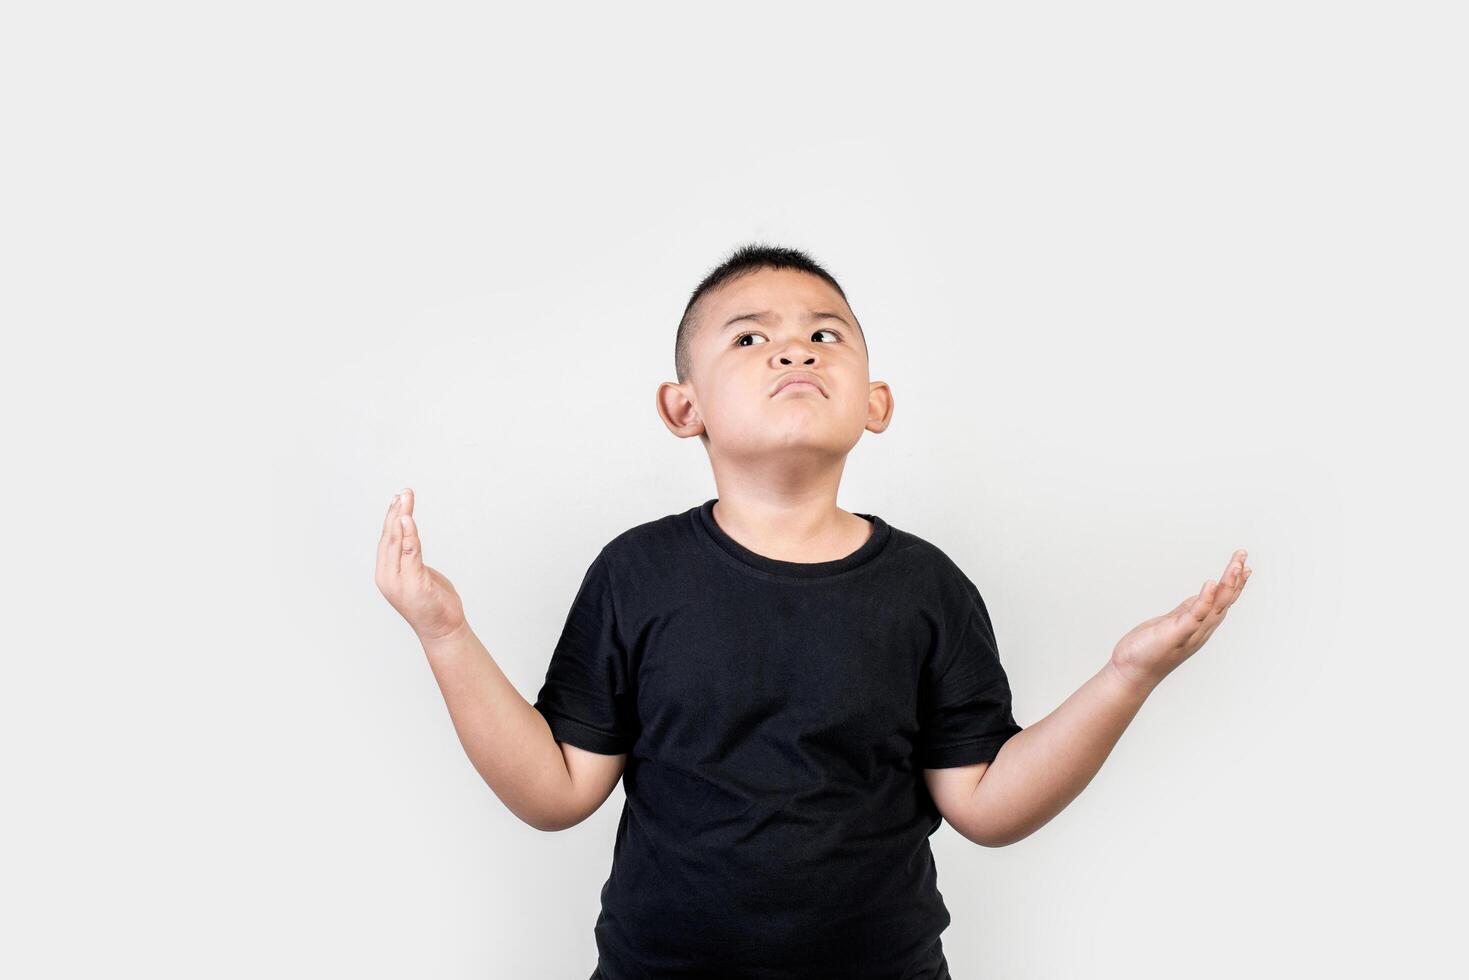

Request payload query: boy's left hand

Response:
[1108,550,1252,693]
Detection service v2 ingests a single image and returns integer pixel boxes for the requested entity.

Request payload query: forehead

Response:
[701,267,848,319]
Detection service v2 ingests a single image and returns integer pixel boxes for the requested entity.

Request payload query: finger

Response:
[380,488,409,541]
[378,489,406,580]
[1187,581,1217,623]
[400,487,414,518]
[1165,595,1201,640]
[399,512,423,574]
[1226,563,1249,607]
[1222,565,1252,608]
[1203,569,1252,634]
[1210,550,1247,613]
[1220,549,1245,588]
[1201,597,1236,638]
[1211,565,1240,615]
[1224,552,1251,608]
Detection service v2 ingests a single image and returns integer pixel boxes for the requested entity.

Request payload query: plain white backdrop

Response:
[3,2,1464,977]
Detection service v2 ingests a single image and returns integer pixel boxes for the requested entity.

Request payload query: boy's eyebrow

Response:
[720,309,852,332]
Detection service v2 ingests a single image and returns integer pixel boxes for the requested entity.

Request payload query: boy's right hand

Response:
[375,488,468,644]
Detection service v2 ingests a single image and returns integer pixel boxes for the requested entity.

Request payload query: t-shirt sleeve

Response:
[531,549,638,755]
[917,580,1023,768]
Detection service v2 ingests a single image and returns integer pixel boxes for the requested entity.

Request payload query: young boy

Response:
[373,244,1252,979]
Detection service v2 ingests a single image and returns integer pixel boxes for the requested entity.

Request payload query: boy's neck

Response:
[708,490,873,565]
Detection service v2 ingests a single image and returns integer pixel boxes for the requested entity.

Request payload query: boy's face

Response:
[659,267,893,461]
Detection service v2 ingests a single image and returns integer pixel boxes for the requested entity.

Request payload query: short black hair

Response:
[673,242,865,384]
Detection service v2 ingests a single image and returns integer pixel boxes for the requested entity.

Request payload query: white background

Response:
[3,2,1464,977]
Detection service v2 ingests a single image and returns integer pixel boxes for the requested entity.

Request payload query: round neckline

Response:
[692,498,892,580]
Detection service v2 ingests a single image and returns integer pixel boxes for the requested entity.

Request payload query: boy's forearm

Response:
[967,661,1155,846]
[419,623,576,832]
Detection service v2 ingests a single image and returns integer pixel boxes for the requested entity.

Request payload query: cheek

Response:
[839,385,872,415]
[704,384,760,426]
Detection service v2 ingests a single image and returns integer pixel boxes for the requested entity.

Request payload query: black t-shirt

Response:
[533,499,1023,980]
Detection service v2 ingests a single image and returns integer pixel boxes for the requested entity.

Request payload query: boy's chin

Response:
[720,428,859,458]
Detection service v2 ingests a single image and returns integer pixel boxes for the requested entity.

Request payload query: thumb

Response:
[1180,584,1215,623]
[399,513,424,573]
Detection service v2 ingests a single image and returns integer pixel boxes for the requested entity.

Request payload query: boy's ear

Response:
[865,381,895,434]
[656,381,706,439]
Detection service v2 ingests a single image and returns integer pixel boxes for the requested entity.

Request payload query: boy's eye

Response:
[733,328,841,347]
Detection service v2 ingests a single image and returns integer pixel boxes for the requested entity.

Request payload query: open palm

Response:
[374,488,467,643]
[1110,549,1252,691]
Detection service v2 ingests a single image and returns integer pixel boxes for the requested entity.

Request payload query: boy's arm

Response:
[931,550,1251,847]
[927,660,1150,847]
[421,623,624,832]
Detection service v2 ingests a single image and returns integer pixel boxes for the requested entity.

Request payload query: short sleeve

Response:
[531,550,638,755]
[917,582,1023,768]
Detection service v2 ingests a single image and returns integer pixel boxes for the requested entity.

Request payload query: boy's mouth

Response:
[771,372,828,398]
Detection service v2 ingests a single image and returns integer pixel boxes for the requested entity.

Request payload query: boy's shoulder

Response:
[881,520,983,595]
[876,515,956,563]
[592,502,702,565]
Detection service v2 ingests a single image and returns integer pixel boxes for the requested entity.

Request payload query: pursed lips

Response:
[771,373,828,397]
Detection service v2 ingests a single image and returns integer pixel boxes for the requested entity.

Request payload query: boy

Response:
[374,244,1252,979]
